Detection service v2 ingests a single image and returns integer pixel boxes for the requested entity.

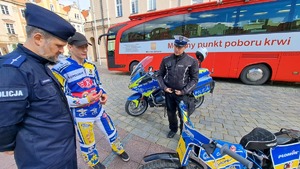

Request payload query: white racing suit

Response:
[52,57,124,167]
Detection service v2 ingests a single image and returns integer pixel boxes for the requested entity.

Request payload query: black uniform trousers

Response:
[165,92,184,133]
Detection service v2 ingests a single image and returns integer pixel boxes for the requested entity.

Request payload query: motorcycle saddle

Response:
[240,127,277,150]
[274,128,300,145]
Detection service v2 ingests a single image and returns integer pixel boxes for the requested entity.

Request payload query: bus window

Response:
[238,0,292,33]
[144,14,184,40]
[108,39,115,56]
[185,7,237,37]
[121,24,145,42]
[291,0,300,30]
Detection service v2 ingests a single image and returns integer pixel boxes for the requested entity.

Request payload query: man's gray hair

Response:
[26,25,52,39]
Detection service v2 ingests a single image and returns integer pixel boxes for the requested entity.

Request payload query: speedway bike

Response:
[125,55,215,116]
[140,101,300,169]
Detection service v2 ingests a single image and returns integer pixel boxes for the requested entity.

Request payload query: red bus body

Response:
[103,0,300,84]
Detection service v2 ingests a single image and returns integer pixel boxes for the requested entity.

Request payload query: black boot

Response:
[167,131,176,138]
[91,162,106,169]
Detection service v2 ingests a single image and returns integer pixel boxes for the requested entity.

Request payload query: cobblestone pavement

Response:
[1,60,300,169]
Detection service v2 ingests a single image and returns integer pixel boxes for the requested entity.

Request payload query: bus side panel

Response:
[236,53,280,80]
[228,53,242,78]
[209,52,233,78]
[275,54,300,82]
[200,52,214,73]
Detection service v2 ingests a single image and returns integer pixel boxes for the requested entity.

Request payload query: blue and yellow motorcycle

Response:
[125,55,214,116]
[140,101,300,169]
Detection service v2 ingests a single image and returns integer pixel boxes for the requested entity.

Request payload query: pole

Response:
[77,0,84,34]
[91,0,102,65]
[105,0,110,27]
[99,0,105,35]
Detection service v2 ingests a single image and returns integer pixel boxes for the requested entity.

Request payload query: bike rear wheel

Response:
[195,96,204,109]
[140,159,204,169]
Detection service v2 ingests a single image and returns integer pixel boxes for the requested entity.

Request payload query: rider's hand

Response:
[100,93,108,105]
[165,88,173,93]
[87,90,102,103]
[175,90,183,95]
[3,151,14,155]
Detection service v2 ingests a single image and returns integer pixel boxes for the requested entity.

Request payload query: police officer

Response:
[0,3,77,169]
[157,35,199,138]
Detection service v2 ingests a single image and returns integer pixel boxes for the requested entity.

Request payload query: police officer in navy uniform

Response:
[0,3,77,169]
[157,35,199,138]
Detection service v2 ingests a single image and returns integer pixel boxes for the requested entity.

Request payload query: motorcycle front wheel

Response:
[125,99,148,116]
[140,159,204,169]
[195,96,204,109]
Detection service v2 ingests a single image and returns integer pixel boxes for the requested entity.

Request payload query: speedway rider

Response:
[52,32,129,169]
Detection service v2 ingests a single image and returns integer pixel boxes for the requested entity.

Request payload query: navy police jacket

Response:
[0,44,77,169]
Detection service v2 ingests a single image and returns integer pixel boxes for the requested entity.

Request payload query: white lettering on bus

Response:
[120,33,299,54]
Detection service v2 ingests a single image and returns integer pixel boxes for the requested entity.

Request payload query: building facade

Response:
[0,0,26,56]
[63,2,85,34]
[85,0,215,62]
[0,0,87,56]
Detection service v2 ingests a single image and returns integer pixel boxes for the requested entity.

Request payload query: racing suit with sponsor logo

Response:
[52,57,124,167]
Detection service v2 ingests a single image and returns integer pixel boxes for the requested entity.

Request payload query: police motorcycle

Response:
[140,101,300,169]
[125,49,215,116]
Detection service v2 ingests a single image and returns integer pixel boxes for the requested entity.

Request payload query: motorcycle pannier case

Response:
[193,68,215,98]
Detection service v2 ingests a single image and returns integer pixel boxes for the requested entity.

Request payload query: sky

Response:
[58,0,90,10]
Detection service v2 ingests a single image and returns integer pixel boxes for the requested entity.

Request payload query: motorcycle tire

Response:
[125,99,148,116]
[140,159,204,169]
[195,96,204,109]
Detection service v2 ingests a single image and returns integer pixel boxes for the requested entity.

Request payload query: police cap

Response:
[25,3,76,41]
[174,35,189,47]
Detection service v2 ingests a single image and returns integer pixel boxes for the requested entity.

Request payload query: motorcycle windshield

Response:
[130,56,153,81]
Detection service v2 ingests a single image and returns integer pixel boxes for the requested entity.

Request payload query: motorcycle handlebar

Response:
[217,144,253,169]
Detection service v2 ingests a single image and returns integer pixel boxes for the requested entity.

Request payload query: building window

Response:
[6,23,15,34]
[131,0,138,14]
[75,13,80,19]
[148,0,156,11]
[21,9,25,17]
[1,5,9,15]
[50,4,54,12]
[116,0,123,17]
[192,0,203,4]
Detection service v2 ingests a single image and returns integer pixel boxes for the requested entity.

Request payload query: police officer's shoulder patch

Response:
[3,55,26,68]
[0,87,28,102]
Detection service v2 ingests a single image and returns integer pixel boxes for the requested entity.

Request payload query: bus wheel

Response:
[129,61,139,73]
[240,64,270,85]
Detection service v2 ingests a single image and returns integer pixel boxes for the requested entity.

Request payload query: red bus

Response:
[99,0,300,85]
